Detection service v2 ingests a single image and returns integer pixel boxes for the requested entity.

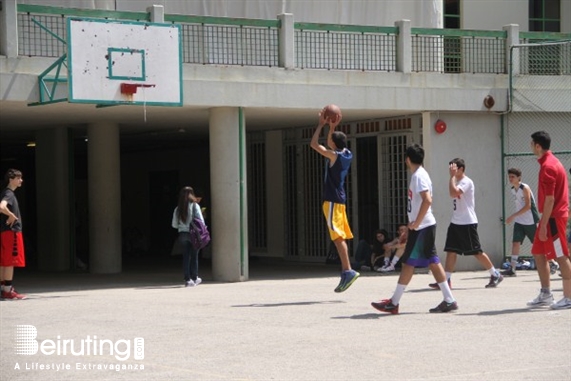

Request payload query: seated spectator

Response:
[377,224,408,273]
[352,229,390,271]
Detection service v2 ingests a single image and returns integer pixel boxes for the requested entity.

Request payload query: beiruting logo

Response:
[15,325,144,361]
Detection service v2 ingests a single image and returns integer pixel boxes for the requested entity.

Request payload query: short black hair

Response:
[332,131,347,150]
[531,131,551,150]
[449,158,465,170]
[405,144,424,165]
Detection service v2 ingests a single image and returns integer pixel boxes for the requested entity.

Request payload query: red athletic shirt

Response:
[536,151,569,218]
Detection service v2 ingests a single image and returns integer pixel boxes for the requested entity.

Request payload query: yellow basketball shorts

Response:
[322,201,353,241]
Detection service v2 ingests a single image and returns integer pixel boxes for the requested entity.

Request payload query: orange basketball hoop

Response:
[120,83,156,102]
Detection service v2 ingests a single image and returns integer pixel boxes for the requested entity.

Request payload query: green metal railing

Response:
[17,4,148,57]
[411,28,507,73]
[294,23,397,71]
[15,4,571,74]
[165,14,280,66]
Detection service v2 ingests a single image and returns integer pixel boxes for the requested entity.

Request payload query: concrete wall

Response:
[19,0,443,28]
[563,1,571,32]
[180,66,509,113]
[423,112,504,268]
[463,0,528,31]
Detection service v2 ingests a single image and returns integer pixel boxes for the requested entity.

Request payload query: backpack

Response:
[189,203,211,250]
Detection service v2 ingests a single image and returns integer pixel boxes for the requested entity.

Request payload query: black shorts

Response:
[444,223,482,255]
[400,224,440,268]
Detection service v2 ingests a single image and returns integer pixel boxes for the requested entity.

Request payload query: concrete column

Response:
[421,112,435,174]
[265,130,284,257]
[278,13,294,69]
[562,2,571,33]
[395,19,411,73]
[504,24,519,76]
[147,5,164,23]
[35,128,71,271]
[0,0,18,57]
[88,122,122,274]
[209,107,248,281]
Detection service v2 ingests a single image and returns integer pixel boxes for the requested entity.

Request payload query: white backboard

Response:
[67,18,183,106]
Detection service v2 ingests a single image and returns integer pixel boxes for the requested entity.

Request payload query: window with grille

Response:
[529,0,561,32]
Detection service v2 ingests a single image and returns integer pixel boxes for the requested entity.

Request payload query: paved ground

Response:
[1,258,570,381]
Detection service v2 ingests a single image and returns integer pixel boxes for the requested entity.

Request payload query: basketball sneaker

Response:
[527,291,554,307]
[549,261,559,275]
[1,287,27,300]
[334,270,360,293]
[550,297,571,310]
[485,273,504,288]
[377,264,395,273]
[185,280,196,287]
[429,300,458,313]
[371,299,399,315]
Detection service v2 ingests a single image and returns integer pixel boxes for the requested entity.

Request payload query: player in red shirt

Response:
[527,131,570,309]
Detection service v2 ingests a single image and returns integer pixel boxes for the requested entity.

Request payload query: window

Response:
[528,0,562,75]
[443,0,460,29]
[443,0,461,73]
[529,0,561,32]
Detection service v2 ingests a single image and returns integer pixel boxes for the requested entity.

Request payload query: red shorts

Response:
[0,231,26,267]
[531,217,569,260]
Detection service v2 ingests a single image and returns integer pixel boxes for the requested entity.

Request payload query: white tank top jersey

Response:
[408,166,437,229]
[511,182,536,225]
[451,175,478,225]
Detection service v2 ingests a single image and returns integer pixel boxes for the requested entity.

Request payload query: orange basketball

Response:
[322,104,342,124]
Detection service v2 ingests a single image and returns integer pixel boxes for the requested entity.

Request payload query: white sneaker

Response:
[185,280,196,287]
[194,277,202,286]
[550,297,571,310]
[377,264,395,273]
[527,292,554,306]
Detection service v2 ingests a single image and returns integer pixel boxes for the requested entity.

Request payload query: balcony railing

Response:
[13,4,571,75]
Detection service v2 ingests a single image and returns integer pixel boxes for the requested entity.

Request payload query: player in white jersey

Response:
[428,158,503,290]
[502,168,540,276]
[372,144,457,314]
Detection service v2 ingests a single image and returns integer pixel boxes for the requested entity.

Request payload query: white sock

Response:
[488,267,499,277]
[510,255,518,269]
[384,257,390,266]
[439,281,454,303]
[390,256,399,266]
[445,272,452,281]
[391,283,407,305]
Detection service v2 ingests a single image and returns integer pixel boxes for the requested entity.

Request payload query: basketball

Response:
[322,104,342,124]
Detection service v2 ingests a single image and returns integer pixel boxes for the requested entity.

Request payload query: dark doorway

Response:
[149,171,179,256]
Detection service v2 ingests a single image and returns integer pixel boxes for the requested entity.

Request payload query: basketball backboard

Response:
[67,17,183,106]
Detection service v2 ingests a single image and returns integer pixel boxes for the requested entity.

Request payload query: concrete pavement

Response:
[1,258,570,381]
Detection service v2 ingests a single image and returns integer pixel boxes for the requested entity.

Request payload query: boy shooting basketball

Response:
[310,106,359,293]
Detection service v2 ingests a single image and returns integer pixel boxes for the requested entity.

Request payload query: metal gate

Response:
[502,41,571,259]
[282,117,418,262]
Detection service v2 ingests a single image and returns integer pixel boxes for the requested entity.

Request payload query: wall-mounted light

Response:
[26,142,36,147]
[484,95,495,109]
